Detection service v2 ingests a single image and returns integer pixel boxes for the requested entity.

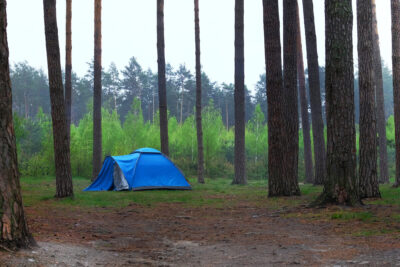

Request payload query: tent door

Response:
[113,163,129,191]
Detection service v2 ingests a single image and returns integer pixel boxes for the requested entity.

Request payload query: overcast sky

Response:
[7,0,393,92]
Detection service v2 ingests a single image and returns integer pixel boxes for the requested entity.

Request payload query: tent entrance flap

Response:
[113,163,129,191]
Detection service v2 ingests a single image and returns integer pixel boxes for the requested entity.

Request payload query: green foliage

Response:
[246,104,268,179]
[15,94,399,182]
[16,100,273,180]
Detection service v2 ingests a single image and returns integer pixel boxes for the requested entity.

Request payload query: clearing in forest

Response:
[2,177,400,266]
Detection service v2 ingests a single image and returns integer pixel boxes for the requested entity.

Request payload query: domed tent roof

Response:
[84,148,191,191]
[132,147,161,154]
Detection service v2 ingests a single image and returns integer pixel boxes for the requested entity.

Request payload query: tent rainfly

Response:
[84,148,192,191]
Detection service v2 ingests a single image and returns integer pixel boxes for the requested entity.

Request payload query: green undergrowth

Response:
[352,229,400,237]
[330,211,374,221]
[364,183,400,206]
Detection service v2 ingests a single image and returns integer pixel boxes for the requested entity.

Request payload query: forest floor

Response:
[1,177,400,266]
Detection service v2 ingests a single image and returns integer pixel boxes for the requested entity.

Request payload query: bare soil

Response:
[1,202,400,266]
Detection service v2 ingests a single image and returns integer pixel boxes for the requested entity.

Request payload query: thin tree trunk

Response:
[0,0,35,250]
[264,0,292,196]
[315,0,359,206]
[392,0,400,187]
[92,0,102,180]
[24,91,28,119]
[232,0,246,185]
[296,6,314,184]
[372,0,389,184]
[282,0,300,194]
[65,0,72,143]
[302,0,326,185]
[180,87,184,124]
[226,101,229,130]
[357,0,380,198]
[157,0,169,156]
[194,0,204,184]
[152,87,155,121]
[43,0,74,198]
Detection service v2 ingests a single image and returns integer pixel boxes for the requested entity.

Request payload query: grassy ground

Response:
[21,176,320,209]
[21,176,400,237]
[21,176,400,208]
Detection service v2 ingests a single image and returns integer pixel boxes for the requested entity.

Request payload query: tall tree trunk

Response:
[92,0,102,180]
[180,87,184,124]
[194,0,204,184]
[315,0,359,205]
[282,0,300,194]
[0,0,35,250]
[157,0,169,156]
[152,87,155,121]
[226,101,229,130]
[302,0,326,185]
[43,0,74,198]
[65,0,72,143]
[358,0,380,198]
[264,0,292,196]
[232,0,246,185]
[296,6,314,184]
[24,91,28,119]
[372,0,389,184]
[392,0,400,187]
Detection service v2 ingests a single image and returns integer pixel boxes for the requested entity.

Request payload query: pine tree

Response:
[65,0,72,142]
[157,0,169,156]
[282,0,300,194]
[263,0,295,196]
[92,0,102,179]
[0,0,35,249]
[296,5,314,184]
[43,0,74,197]
[232,0,246,185]
[315,0,359,205]
[302,0,326,185]
[372,0,389,184]
[194,0,204,184]
[392,0,400,187]
[357,0,380,198]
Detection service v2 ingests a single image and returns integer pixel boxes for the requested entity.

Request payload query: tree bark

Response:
[296,6,314,184]
[232,0,246,185]
[315,0,359,205]
[372,0,389,184]
[357,0,380,198]
[226,101,229,130]
[392,0,400,187]
[282,0,300,194]
[65,0,72,143]
[194,0,204,184]
[264,0,295,196]
[92,0,102,180]
[302,0,326,185]
[43,0,74,198]
[0,0,35,250]
[157,0,169,156]
[24,91,28,119]
[180,87,184,124]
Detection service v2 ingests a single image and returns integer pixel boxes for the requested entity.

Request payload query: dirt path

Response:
[2,203,400,266]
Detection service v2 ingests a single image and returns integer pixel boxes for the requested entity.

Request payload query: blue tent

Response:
[84,148,191,191]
